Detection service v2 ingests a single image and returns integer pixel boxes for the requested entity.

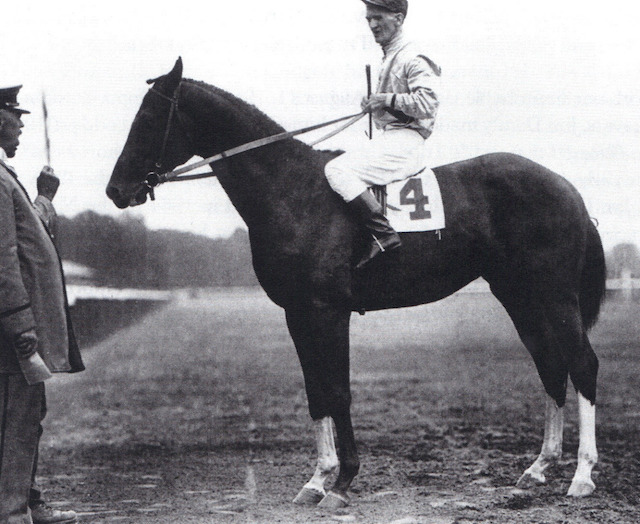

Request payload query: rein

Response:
[144,84,365,189]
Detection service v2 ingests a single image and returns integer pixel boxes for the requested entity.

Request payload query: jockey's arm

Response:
[362,56,440,121]
[386,86,438,120]
[388,56,439,120]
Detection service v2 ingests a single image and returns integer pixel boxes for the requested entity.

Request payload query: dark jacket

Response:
[0,160,83,375]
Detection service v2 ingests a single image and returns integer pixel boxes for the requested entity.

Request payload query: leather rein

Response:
[143,83,365,197]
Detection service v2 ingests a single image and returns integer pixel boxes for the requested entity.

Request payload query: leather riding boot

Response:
[348,190,402,269]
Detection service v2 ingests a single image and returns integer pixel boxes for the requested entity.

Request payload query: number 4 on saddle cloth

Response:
[372,168,445,233]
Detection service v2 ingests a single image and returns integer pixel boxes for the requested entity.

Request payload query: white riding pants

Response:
[324,127,427,202]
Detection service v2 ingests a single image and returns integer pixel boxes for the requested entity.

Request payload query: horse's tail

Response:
[580,218,606,330]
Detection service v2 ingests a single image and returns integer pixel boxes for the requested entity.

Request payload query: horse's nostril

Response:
[106,185,120,201]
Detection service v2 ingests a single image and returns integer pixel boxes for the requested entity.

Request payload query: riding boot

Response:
[348,190,402,269]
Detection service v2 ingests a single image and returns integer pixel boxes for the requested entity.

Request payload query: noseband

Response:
[142,82,183,201]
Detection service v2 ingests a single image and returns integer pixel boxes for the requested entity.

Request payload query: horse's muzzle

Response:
[106,183,153,208]
[106,184,130,209]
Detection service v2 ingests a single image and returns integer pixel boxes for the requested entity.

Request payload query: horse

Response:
[106,58,605,508]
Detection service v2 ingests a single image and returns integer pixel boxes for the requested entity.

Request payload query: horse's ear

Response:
[146,57,183,89]
[167,57,183,84]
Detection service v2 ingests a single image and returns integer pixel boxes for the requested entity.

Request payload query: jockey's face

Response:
[366,5,404,46]
[0,110,24,159]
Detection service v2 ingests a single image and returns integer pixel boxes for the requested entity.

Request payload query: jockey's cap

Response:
[361,0,408,17]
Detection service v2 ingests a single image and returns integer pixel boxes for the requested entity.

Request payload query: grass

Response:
[38,288,640,523]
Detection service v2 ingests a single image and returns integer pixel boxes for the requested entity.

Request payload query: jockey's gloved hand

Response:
[361,94,388,113]
[37,166,60,201]
[14,328,52,385]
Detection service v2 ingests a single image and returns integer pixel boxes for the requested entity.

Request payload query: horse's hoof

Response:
[567,478,595,497]
[293,487,325,505]
[516,471,546,489]
[318,490,350,509]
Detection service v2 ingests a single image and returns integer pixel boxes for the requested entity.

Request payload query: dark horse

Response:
[107,59,605,508]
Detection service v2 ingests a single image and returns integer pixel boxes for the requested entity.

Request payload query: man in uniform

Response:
[325,0,441,268]
[0,85,84,524]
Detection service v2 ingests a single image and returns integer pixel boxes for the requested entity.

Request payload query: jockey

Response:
[325,0,441,269]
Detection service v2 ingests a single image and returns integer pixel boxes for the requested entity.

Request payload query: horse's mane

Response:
[183,78,285,138]
[181,78,344,165]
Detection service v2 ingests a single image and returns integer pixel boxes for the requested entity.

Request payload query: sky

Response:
[2,0,639,251]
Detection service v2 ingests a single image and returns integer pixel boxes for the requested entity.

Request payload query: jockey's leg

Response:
[324,128,425,268]
[348,189,401,268]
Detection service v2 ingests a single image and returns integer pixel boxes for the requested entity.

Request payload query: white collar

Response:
[382,28,406,57]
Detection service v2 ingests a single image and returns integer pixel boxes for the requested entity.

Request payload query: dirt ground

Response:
[39,288,640,523]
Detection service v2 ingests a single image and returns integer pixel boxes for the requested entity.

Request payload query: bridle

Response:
[142,81,191,201]
[137,82,366,197]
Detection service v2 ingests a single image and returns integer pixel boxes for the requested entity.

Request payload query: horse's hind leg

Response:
[517,396,564,488]
[544,298,598,496]
[492,286,568,432]
[492,287,598,495]
[567,391,597,496]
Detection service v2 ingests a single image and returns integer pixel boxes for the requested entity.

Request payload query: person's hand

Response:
[14,329,52,384]
[361,94,388,114]
[14,328,38,359]
[37,166,60,201]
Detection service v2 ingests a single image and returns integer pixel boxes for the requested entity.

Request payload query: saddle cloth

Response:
[374,168,445,232]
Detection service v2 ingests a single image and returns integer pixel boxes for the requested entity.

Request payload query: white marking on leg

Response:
[245,465,257,503]
[517,396,564,487]
[303,417,339,495]
[568,392,597,496]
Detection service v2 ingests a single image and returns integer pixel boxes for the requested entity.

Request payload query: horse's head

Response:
[106,57,195,208]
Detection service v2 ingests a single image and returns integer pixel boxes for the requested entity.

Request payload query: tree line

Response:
[605,243,640,279]
[56,210,639,288]
[57,211,257,289]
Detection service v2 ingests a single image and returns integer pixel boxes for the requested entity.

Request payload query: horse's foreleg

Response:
[318,404,359,509]
[517,396,564,488]
[286,305,359,508]
[567,392,597,496]
[292,417,339,505]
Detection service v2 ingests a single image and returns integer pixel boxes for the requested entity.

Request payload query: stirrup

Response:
[356,233,401,269]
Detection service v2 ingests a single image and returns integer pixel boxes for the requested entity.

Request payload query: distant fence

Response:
[67,285,173,348]
[605,278,640,302]
[460,278,640,302]
[66,285,173,307]
[66,277,640,349]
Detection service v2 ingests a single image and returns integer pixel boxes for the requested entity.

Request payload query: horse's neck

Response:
[185,82,283,153]
[182,82,328,229]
